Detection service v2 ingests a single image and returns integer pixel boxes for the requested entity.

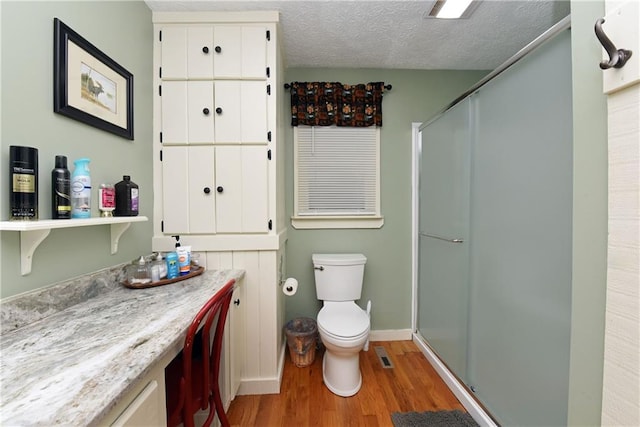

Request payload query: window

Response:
[292,126,383,229]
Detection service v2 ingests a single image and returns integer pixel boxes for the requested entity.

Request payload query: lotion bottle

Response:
[71,158,91,218]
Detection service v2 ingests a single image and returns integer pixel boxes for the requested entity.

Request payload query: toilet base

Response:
[322,350,362,397]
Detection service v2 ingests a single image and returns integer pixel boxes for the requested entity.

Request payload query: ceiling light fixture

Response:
[426,0,479,19]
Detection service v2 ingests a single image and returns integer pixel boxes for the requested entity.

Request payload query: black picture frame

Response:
[53,18,134,140]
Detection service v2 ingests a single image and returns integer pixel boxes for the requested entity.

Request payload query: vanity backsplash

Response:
[0,263,127,334]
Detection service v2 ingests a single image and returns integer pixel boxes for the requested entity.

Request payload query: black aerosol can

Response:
[9,145,38,220]
[51,155,71,219]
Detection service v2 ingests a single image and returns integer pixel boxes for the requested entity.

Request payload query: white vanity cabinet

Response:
[153,11,287,398]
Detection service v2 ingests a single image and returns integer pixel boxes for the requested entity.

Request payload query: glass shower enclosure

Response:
[416,29,573,426]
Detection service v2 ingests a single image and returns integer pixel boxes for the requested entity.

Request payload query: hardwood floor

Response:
[227,340,465,426]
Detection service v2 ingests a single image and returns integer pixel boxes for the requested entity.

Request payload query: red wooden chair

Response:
[165,279,236,427]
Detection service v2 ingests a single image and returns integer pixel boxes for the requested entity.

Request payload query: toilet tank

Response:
[312,253,367,301]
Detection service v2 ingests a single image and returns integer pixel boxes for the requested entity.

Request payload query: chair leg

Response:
[212,386,230,427]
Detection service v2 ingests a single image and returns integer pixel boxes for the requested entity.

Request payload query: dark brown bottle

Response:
[114,175,139,216]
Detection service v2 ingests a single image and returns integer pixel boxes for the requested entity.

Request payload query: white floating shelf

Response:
[0,216,148,275]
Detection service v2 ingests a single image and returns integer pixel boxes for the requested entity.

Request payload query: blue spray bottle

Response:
[71,158,91,218]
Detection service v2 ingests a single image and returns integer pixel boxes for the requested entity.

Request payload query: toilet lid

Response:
[318,303,369,338]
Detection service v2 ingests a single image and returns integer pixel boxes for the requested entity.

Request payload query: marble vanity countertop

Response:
[0,268,244,426]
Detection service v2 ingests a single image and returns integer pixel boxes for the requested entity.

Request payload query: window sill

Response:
[291,216,384,230]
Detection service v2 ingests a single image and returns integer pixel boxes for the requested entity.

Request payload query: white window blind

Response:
[295,126,379,216]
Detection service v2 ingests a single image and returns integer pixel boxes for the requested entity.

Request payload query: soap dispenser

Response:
[128,256,151,284]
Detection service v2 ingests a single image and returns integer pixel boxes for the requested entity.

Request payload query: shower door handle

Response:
[420,232,464,243]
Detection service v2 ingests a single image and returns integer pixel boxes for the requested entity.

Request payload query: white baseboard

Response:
[369,329,413,341]
[237,340,286,396]
[413,333,497,427]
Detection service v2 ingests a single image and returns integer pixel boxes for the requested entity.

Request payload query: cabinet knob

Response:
[203,108,210,115]
[216,186,224,193]
[215,46,222,53]
[202,46,209,54]
[234,299,240,306]
[203,187,211,194]
[215,107,223,115]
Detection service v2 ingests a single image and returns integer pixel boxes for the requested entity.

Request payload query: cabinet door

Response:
[161,26,213,79]
[241,26,267,79]
[160,27,188,79]
[186,27,214,78]
[188,147,216,234]
[213,26,266,79]
[187,82,215,144]
[214,81,268,144]
[162,146,216,234]
[215,147,242,233]
[162,82,214,144]
[214,81,242,144]
[161,81,189,144]
[111,380,163,427]
[229,284,245,400]
[215,146,269,233]
[241,147,269,233]
[162,146,189,233]
[241,81,268,144]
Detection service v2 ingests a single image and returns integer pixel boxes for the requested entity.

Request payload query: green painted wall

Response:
[282,68,488,330]
[0,1,153,298]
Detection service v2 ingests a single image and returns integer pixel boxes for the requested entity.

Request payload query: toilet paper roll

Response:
[282,278,298,296]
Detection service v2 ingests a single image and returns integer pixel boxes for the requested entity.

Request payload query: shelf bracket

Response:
[111,222,132,254]
[20,229,51,275]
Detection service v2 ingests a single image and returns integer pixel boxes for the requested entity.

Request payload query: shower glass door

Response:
[417,99,471,378]
[416,30,573,426]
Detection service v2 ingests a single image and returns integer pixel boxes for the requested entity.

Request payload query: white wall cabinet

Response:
[161,25,267,80]
[161,145,268,235]
[153,11,286,398]
[160,81,268,145]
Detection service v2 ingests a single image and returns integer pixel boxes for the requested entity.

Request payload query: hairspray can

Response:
[51,155,71,219]
[9,145,38,220]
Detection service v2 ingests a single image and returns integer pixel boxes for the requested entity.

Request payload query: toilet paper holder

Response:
[281,278,294,292]
[281,277,298,295]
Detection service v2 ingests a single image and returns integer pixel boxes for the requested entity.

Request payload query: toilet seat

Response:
[317,302,369,339]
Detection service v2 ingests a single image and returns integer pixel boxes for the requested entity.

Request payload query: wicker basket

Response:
[284,317,317,367]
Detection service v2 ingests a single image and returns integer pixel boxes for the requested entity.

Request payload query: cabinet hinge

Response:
[267,131,272,142]
[161,220,164,232]
[267,84,271,95]
[159,30,162,42]
[266,67,270,78]
[266,30,270,41]
[159,85,162,96]
[267,149,272,160]
[268,219,273,230]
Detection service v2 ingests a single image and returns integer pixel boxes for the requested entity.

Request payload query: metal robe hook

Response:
[595,18,632,70]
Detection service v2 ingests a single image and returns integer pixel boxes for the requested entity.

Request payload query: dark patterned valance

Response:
[290,82,385,127]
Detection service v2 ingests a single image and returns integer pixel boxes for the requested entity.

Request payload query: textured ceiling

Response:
[144,0,570,70]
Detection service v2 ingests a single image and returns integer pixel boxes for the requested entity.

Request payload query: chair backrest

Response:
[177,279,236,427]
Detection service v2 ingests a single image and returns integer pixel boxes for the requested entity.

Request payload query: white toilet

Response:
[313,253,370,397]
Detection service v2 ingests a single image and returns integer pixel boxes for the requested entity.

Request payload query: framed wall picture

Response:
[53,18,134,140]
